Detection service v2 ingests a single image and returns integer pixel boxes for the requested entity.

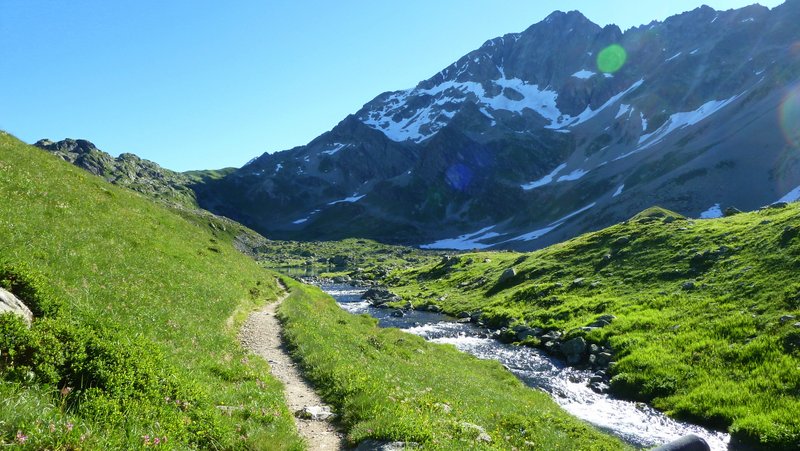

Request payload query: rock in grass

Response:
[724,206,742,217]
[0,287,33,326]
[460,422,492,443]
[498,267,517,283]
[779,315,796,324]
[355,440,419,450]
[295,405,334,421]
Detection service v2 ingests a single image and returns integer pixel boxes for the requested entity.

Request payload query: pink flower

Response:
[65,422,74,432]
[15,431,28,444]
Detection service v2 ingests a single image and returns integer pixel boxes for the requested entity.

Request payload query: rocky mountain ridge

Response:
[50,3,800,250]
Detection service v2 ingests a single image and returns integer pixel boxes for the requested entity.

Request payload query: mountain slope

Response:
[0,132,302,448]
[200,1,800,250]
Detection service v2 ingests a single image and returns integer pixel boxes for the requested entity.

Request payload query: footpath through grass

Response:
[385,206,800,450]
[0,133,303,449]
[278,278,627,450]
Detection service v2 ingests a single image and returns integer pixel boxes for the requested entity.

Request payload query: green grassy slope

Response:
[278,279,628,450]
[387,206,800,449]
[0,132,302,449]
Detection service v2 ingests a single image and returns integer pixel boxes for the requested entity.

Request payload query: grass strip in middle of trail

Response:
[277,278,628,450]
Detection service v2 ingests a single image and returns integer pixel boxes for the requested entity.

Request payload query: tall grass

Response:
[0,133,303,449]
[278,278,627,450]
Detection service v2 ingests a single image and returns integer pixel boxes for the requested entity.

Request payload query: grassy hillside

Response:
[0,132,302,449]
[385,206,800,449]
[278,279,627,450]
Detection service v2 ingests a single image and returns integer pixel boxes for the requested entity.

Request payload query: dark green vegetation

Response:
[0,133,303,449]
[256,237,441,278]
[278,278,627,450]
[383,206,800,449]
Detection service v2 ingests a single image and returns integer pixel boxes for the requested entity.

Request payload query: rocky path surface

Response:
[239,283,345,450]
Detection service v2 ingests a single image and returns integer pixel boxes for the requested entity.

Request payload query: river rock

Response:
[0,288,33,326]
[561,337,587,364]
[427,304,443,313]
[295,405,334,421]
[540,330,562,341]
[595,352,613,366]
[779,315,796,324]
[361,288,400,305]
[515,326,542,341]
[543,340,560,354]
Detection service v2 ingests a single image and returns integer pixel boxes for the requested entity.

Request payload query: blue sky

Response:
[0,1,785,171]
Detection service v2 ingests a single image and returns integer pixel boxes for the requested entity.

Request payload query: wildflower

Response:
[49,423,56,433]
[153,437,161,445]
[65,422,74,432]
[60,386,73,397]
[142,435,151,446]
[15,431,28,444]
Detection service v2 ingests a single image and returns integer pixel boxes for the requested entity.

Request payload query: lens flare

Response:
[780,86,800,147]
[597,44,627,73]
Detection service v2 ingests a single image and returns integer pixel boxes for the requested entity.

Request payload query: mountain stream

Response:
[321,283,732,450]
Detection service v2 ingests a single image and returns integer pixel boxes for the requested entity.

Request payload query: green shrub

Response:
[0,263,64,318]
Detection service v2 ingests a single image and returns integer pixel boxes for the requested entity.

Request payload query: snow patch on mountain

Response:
[572,69,596,79]
[521,163,567,190]
[557,168,589,182]
[275,163,283,173]
[361,76,564,142]
[506,202,597,242]
[616,94,741,161]
[699,203,723,219]
[665,52,682,62]
[777,185,800,203]
[322,143,349,155]
[328,194,365,205]
[616,104,631,119]
[551,79,644,129]
[637,94,740,148]
[420,225,501,250]
[613,184,625,197]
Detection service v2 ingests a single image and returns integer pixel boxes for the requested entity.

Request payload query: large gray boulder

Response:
[0,287,33,326]
[561,337,587,364]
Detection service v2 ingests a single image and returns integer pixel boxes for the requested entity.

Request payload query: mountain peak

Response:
[35,138,99,155]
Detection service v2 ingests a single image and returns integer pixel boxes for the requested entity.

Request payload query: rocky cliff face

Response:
[35,138,215,208]
[203,2,800,249]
